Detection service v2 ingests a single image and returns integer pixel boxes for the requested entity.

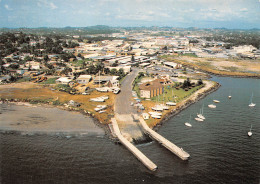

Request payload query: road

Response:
[114,68,146,142]
[114,67,140,114]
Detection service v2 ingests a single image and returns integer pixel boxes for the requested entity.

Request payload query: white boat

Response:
[213,100,220,103]
[90,97,105,102]
[185,122,192,127]
[166,102,177,106]
[248,93,256,107]
[151,114,161,119]
[159,104,170,110]
[248,125,252,137]
[96,87,109,92]
[94,105,107,112]
[208,104,216,108]
[152,105,164,111]
[197,105,205,120]
[195,117,204,122]
[185,115,192,127]
[149,111,162,116]
[228,96,232,99]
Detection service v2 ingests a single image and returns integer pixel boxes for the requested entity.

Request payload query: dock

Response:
[139,117,190,160]
[111,118,158,171]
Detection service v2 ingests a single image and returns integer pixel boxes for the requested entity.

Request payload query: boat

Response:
[94,105,107,112]
[248,93,256,107]
[152,105,164,111]
[213,100,220,103]
[90,97,105,102]
[197,105,205,120]
[228,96,232,99]
[185,115,192,127]
[149,111,162,116]
[248,125,252,137]
[195,117,204,122]
[159,104,170,110]
[208,104,216,108]
[151,114,161,119]
[166,102,177,106]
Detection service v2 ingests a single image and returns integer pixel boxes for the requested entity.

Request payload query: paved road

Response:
[115,68,140,114]
[114,68,146,141]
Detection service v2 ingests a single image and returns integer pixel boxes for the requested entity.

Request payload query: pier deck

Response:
[138,117,190,160]
[111,118,157,171]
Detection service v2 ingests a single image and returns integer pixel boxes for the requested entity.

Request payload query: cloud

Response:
[37,0,57,10]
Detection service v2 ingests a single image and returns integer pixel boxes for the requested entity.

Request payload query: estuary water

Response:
[0,76,260,184]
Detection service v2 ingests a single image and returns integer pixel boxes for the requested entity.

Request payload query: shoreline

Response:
[161,56,260,79]
[152,81,221,131]
[0,80,220,141]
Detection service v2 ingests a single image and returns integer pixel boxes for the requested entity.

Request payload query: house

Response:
[139,80,164,99]
[108,79,119,87]
[55,77,73,84]
[93,76,119,84]
[76,75,92,84]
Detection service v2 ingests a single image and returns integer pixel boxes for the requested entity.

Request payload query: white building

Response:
[76,75,92,84]
[55,77,73,84]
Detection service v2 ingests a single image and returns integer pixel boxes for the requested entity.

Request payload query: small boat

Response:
[159,104,170,110]
[213,100,220,103]
[195,117,204,122]
[248,125,252,137]
[90,97,105,102]
[228,96,232,99]
[149,111,162,116]
[208,104,216,108]
[248,93,256,107]
[151,114,161,119]
[166,102,176,106]
[185,115,192,127]
[152,105,164,111]
[197,105,205,120]
[185,122,192,127]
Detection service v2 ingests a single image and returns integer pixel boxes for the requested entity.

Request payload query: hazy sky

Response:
[0,0,260,29]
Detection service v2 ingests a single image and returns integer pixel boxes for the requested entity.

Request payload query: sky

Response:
[0,0,260,29]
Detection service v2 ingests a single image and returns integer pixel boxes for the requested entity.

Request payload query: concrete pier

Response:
[139,117,190,160]
[111,118,158,171]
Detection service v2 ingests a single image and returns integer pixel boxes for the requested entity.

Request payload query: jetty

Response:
[139,117,190,160]
[111,118,158,171]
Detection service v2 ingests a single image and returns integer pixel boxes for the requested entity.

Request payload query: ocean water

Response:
[0,76,260,184]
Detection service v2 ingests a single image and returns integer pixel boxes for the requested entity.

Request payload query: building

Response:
[93,76,118,84]
[55,77,73,85]
[139,80,164,99]
[108,79,119,87]
[76,75,92,84]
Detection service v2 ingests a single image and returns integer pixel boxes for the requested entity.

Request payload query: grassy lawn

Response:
[42,77,58,84]
[16,76,31,83]
[151,84,204,103]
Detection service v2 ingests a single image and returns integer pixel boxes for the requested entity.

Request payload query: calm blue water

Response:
[0,76,260,184]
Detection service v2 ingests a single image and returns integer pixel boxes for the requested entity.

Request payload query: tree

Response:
[197,79,203,86]
[110,68,117,75]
